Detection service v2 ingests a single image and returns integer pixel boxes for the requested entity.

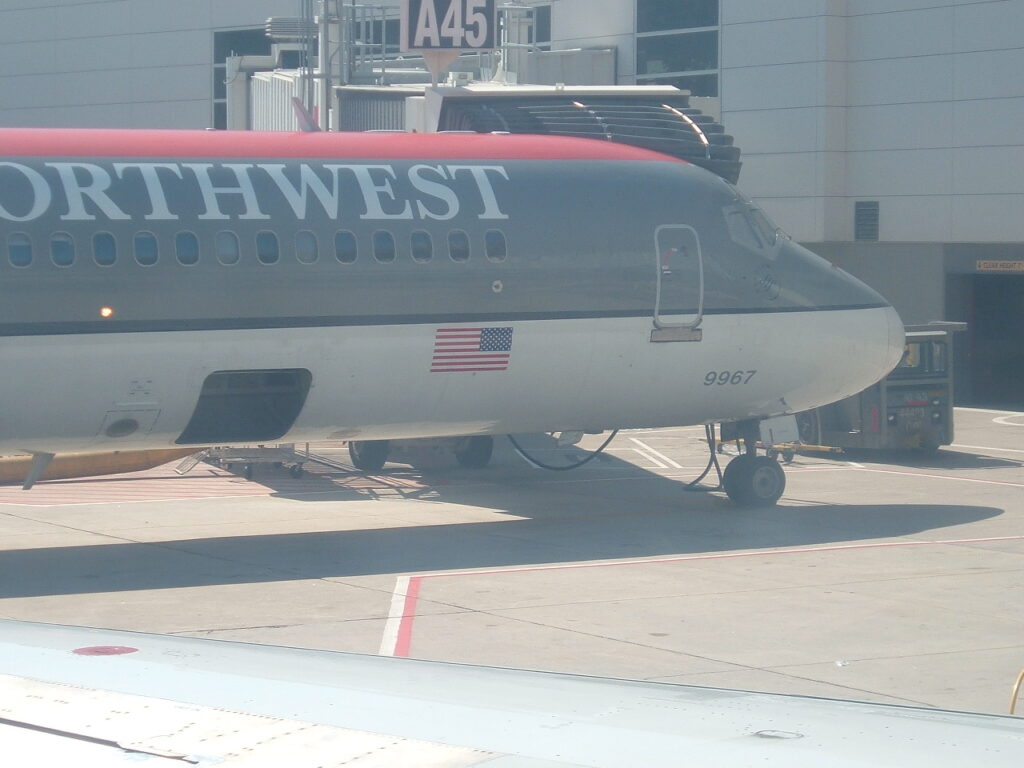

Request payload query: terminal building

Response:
[2,0,1022,408]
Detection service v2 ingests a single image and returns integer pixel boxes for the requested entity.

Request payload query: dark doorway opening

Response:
[177,369,312,445]
[948,274,1024,408]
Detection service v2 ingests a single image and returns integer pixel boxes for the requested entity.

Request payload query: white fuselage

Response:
[0,129,904,457]
[1,307,902,455]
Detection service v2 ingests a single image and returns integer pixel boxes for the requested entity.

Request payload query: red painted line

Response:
[73,646,138,656]
[388,535,1024,656]
[392,576,423,659]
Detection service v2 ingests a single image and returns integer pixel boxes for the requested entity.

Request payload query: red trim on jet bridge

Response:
[0,128,683,163]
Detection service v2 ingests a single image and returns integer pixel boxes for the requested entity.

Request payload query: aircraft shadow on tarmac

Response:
[0,437,1006,599]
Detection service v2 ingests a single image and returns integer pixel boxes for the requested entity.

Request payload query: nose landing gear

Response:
[721,420,787,507]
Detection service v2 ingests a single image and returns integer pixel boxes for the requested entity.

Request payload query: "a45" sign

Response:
[401,0,498,51]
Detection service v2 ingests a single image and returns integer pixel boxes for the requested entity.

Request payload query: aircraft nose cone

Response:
[884,304,907,375]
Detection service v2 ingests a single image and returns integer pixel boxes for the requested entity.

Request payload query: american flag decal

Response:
[431,327,514,372]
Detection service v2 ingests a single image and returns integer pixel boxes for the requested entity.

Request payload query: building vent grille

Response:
[265,17,316,41]
[855,201,880,241]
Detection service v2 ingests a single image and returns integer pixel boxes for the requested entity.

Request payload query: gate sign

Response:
[401,0,497,52]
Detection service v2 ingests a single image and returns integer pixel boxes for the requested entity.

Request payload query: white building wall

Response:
[721,0,1024,245]
[549,0,636,81]
[3,0,1021,245]
[0,0,294,129]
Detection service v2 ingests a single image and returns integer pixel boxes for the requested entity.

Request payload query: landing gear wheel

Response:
[722,455,786,507]
[455,436,494,469]
[722,454,755,501]
[349,440,389,472]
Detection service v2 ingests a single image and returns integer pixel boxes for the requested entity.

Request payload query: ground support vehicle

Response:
[792,323,966,454]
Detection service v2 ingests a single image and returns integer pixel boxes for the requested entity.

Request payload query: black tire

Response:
[289,465,304,478]
[722,454,755,502]
[723,455,786,507]
[455,435,494,469]
[348,440,389,472]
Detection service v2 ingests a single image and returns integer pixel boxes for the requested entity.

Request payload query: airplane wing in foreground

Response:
[1,619,1021,766]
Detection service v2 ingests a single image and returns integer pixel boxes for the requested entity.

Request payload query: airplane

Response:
[2,618,1022,765]
[0,127,904,503]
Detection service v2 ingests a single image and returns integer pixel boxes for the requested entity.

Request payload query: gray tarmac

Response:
[0,407,1022,716]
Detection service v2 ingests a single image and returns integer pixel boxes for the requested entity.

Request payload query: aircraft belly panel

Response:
[0,306,901,455]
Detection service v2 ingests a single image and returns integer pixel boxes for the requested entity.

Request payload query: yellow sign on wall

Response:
[977,260,1024,272]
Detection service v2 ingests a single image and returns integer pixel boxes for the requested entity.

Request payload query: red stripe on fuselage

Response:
[0,128,681,163]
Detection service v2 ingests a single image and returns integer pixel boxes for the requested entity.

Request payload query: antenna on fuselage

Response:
[291,97,321,132]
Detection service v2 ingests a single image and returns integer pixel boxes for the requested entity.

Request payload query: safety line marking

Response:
[959,408,1023,415]
[629,447,667,469]
[378,535,1024,658]
[850,466,1024,488]
[993,414,1024,426]
[629,438,684,469]
[378,575,412,656]
[951,443,1024,455]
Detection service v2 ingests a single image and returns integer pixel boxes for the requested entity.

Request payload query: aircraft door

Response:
[653,225,703,341]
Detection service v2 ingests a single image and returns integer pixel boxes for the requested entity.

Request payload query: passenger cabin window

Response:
[295,231,318,264]
[8,233,32,267]
[216,231,240,265]
[485,230,507,262]
[51,233,75,267]
[134,232,158,266]
[335,230,357,263]
[373,230,396,263]
[93,232,116,266]
[256,232,279,265]
[175,232,200,266]
[411,230,432,263]
[448,230,470,262]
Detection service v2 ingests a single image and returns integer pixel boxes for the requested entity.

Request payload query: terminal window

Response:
[529,5,552,50]
[636,0,720,97]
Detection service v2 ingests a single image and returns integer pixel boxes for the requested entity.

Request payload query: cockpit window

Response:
[725,208,763,251]
[724,202,783,259]
[749,207,780,246]
[720,180,786,255]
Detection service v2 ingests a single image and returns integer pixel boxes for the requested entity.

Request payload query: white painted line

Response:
[395,536,1024,581]
[993,414,1024,426]
[629,447,667,469]
[629,438,684,469]
[850,466,1024,488]
[378,574,411,657]
[956,407,1022,415]
[951,443,1024,455]
[378,535,1024,657]
[628,426,705,434]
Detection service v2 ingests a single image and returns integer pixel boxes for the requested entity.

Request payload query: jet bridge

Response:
[335,84,743,184]
[419,85,742,183]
